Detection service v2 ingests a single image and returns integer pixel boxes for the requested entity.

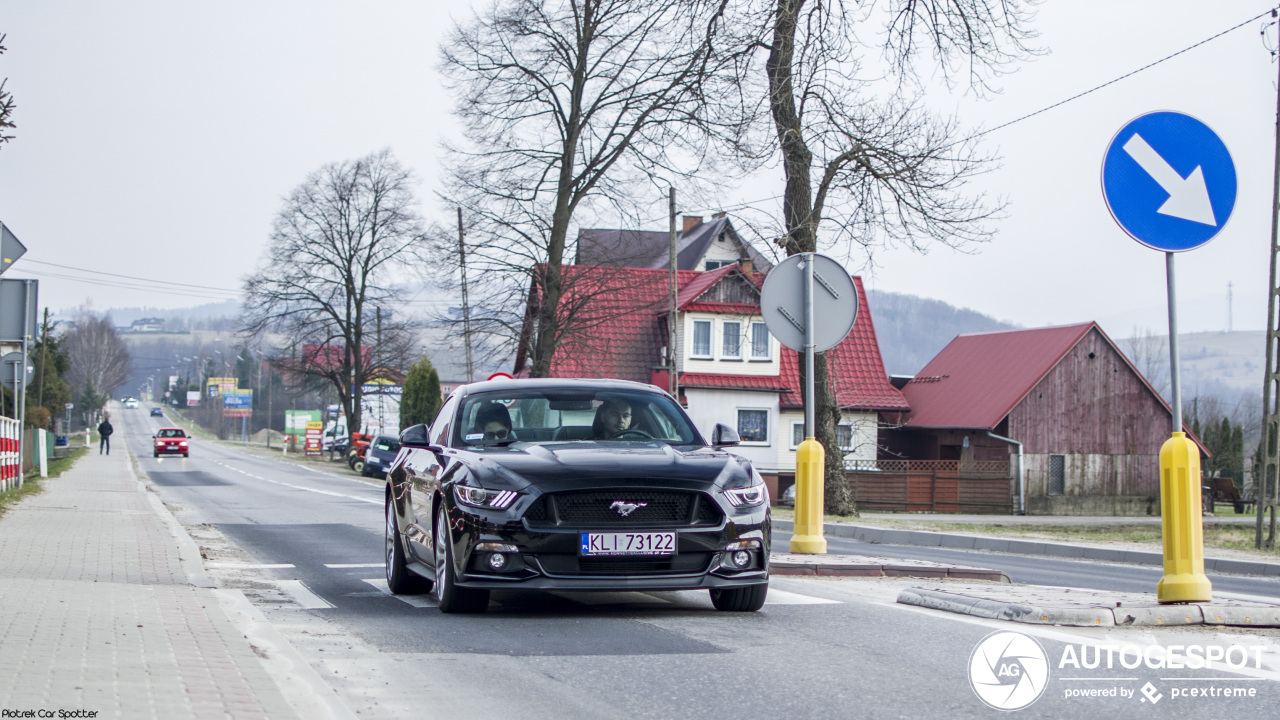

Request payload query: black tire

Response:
[352,459,366,475]
[385,497,432,594]
[709,584,768,612]
[1235,501,1246,514]
[434,510,489,613]
[183,453,189,458]
[153,451,158,458]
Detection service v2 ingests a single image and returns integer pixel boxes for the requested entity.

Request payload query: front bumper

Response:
[154,445,188,454]
[439,491,770,592]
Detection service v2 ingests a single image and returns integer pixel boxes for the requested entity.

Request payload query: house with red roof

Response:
[881,322,1197,516]
[513,260,907,498]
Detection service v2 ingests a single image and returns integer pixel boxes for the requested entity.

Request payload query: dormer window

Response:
[722,321,742,359]
[691,320,712,358]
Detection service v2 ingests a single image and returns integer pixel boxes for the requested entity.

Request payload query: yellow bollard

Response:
[790,437,827,554]
[1157,432,1212,603]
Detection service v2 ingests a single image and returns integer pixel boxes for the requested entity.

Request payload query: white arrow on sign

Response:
[1122,134,1216,227]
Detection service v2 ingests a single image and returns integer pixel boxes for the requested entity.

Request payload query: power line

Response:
[23,258,241,294]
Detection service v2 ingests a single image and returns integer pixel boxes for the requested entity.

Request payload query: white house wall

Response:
[775,409,879,472]
[679,311,780,376]
[683,387,781,472]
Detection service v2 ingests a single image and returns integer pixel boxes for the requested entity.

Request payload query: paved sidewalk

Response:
[0,442,303,719]
[898,583,1280,628]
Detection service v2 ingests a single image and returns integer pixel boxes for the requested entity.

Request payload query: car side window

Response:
[430,395,459,447]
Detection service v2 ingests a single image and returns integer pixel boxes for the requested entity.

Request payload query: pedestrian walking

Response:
[97,416,114,455]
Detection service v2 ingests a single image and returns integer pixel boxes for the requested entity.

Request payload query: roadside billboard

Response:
[186,391,200,407]
[304,421,323,456]
[223,389,253,418]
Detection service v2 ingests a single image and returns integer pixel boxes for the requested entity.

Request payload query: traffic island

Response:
[770,553,1010,582]
[897,584,1280,628]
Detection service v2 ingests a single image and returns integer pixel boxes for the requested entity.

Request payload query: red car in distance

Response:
[153,427,190,458]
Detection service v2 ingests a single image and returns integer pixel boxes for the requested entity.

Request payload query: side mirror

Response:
[399,424,432,448]
[711,423,740,447]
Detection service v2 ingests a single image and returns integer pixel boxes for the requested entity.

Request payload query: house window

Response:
[750,322,770,360]
[791,423,854,450]
[737,409,769,444]
[722,321,742,359]
[1048,455,1065,495]
[691,320,712,358]
[704,260,731,270]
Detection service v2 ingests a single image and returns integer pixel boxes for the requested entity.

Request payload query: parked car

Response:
[361,434,401,479]
[384,378,770,614]
[153,427,190,457]
[149,407,164,417]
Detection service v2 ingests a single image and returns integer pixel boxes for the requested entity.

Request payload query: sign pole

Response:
[790,253,827,554]
[1166,252,1182,434]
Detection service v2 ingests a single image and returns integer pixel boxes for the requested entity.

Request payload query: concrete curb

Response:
[897,587,1280,628]
[773,518,1280,577]
[770,553,1010,583]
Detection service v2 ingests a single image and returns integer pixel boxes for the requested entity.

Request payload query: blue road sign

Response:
[1101,111,1236,252]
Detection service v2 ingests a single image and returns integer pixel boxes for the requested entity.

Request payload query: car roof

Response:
[157,427,187,432]
[454,377,667,399]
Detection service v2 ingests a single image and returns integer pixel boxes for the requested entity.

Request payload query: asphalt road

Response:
[119,408,1280,719]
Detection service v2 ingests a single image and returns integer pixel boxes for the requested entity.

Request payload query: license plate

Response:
[580,531,676,556]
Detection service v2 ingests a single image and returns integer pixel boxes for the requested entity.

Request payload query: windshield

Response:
[158,429,186,438]
[455,388,701,448]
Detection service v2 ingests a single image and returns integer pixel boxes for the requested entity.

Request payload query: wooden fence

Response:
[846,459,1013,514]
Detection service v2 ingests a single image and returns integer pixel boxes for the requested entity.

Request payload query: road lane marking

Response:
[361,578,437,608]
[764,588,842,605]
[326,563,383,568]
[272,579,335,609]
[210,460,381,505]
[207,562,296,569]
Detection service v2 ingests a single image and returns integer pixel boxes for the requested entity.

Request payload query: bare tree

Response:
[242,149,424,432]
[743,0,1039,514]
[437,0,746,374]
[1122,326,1169,398]
[63,312,132,410]
[0,33,14,147]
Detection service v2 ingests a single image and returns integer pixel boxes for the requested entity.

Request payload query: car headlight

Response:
[453,484,519,510]
[725,485,767,507]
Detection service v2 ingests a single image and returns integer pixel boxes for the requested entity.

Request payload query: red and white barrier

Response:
[0,416,20,492]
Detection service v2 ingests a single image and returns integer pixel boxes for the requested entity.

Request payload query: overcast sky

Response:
[1,1,1278,339]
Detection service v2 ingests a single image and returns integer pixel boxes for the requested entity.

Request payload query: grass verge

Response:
[0,444,90,518]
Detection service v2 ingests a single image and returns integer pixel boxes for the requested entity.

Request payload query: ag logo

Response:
[968,631,1049,711]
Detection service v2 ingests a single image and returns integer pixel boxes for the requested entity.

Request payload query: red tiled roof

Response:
[777,277,910,412]
[535,264,905,413]
[678,373,791,391]
[900,323,1095,428]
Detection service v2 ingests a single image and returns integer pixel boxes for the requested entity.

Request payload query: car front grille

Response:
[535,553,712,576]
[523,490,722,528]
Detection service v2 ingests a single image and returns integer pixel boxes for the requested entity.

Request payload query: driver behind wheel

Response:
[592,397,633,438]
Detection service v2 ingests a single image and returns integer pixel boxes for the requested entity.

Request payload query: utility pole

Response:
[1258,49,1280,549]
[37,307,48,409]
[458,207,474,383]
[668,188,678,399]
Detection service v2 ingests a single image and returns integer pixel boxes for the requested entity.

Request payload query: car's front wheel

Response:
[434,510,490,614]
[709,584,768,612]
[385,497,431,594]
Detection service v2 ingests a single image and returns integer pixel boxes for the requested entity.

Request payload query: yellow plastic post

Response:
[790,437,827,554]
[1156,432,1212,603]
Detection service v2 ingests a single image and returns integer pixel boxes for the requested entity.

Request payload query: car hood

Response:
[458,442,757,492]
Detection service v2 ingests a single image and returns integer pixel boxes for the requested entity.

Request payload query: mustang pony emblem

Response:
[610,500,647,517]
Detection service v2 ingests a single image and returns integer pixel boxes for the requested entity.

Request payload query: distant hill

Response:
[866,290,1018,376]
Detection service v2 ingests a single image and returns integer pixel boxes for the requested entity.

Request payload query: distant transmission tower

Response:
[1228,281,1233,332]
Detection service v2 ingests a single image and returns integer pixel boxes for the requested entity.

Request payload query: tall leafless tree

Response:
[743,0,1039,514]
[437,0,747,374]
[242,149,424,432]
[63,312,132,408]
[0,33,14,147]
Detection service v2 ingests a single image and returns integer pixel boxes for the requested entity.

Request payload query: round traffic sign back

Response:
[1101,111,1236,252]
[759,254,858,352]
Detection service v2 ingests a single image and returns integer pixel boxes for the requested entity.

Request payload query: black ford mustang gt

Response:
[384,378,770,613]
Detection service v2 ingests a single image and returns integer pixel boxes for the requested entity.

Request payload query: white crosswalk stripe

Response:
[763,588,842,605]
[272,579,335,609]
[362,578,437,608]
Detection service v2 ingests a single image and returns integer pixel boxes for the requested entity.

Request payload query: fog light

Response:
[732,550,751,568]
[487,553,508,570]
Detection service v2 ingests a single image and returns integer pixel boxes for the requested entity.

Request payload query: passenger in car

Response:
[474,402,515,441]
[592,398,633,438]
